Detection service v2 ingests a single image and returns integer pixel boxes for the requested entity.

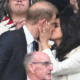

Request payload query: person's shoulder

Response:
[67,46,80,57]
[74,46,80,52]
[0,30,18,41]
[1,29,17,35]
[0,30,20,46]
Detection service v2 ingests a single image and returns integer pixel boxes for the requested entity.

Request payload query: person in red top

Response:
[0,0,30,35]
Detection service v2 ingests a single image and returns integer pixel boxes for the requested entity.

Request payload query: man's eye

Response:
[43,62,49,65]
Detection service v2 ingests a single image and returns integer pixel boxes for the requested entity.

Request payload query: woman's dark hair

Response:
[55,16,80,61]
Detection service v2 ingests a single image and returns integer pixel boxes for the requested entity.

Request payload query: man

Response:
[23,51,53,80]
[0,0,30,35]
[0,1,58,80]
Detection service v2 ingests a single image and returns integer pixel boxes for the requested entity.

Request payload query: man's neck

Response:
[11,13,27,22]
[28,75,47,80]
[28,74,41,80]
[25,22,38,40]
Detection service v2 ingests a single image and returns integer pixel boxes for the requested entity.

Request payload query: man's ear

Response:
[29,63,35,73]
[39,19,47,26]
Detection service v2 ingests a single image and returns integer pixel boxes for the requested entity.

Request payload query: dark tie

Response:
[33,41,38,51]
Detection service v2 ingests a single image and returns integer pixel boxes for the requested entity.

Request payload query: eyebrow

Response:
[51,22,57,25]
[54,23,60,24]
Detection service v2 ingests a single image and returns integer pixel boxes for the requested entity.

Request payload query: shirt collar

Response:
[27,76,31,80]
[23,25,34,45]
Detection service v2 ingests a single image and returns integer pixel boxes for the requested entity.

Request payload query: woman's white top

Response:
[43,46,80,80]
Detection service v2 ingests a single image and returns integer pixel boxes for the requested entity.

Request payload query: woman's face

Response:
[50,18,63,42]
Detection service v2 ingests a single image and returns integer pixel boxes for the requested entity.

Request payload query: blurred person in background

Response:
[69,0,80,26]
[69,0,79,14]
[0,0,30,35]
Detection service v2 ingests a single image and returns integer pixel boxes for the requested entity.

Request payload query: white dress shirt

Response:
[23,25,34,53]
[27,76,31,80]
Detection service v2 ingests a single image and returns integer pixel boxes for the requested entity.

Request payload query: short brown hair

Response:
[27,1,58,25]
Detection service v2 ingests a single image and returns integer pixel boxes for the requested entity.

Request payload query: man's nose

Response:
[49,65,53,71]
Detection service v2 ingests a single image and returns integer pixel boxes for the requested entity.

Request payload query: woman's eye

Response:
[55,24,58,28]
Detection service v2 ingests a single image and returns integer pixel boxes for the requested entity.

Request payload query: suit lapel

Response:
[19,27,27,54]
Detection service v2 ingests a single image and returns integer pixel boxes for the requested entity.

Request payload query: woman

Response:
[39,16,80,80]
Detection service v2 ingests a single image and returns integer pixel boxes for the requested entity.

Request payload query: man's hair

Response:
[23,51,36,72]
[27,1,58,25]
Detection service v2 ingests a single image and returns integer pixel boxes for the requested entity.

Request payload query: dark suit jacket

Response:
[0,27,27,80]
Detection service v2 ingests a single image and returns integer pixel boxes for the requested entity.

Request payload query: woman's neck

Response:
[54,39,62,47]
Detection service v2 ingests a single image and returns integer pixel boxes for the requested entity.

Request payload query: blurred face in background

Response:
[69,0,79,13]
[9,0,29,15]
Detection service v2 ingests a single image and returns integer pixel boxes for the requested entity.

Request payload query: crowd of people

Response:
[0,0,80,80]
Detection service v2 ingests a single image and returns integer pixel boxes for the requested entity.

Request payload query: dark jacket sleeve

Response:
[0,31,14,77]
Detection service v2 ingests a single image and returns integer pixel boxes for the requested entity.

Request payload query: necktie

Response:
[33,41,38,51]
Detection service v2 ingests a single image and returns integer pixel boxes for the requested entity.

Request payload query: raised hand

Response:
[38,21,51,50]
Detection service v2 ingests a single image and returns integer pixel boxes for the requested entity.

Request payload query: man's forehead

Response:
[33,52,50,61]
[34,56,50,62]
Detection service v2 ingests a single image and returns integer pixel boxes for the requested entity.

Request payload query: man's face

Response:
[33,54,53,80]
[9,0,29,14]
